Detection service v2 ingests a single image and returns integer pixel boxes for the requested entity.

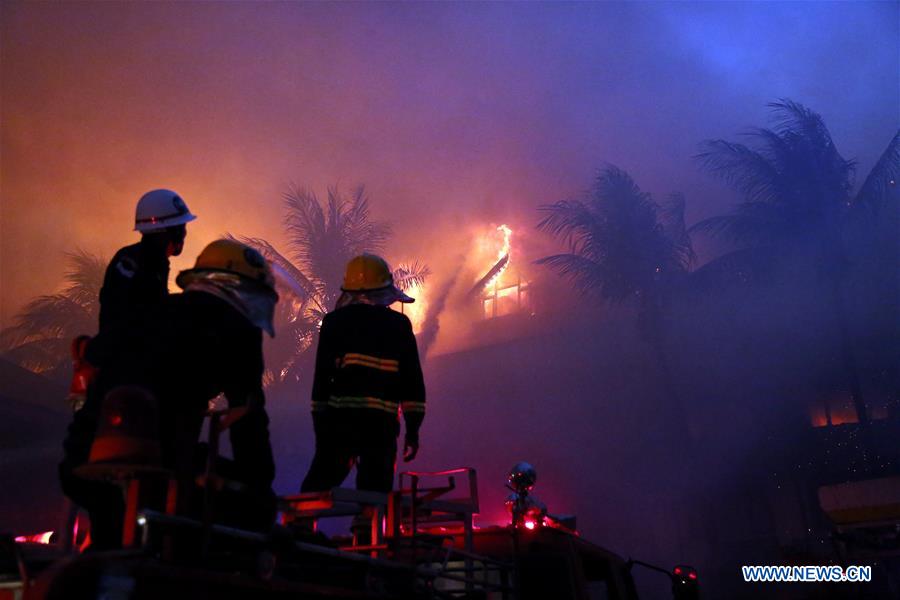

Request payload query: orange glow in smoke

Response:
[401,281,428,334]
[810,409,828,428]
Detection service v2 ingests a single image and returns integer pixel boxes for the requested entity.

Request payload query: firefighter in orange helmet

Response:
[301,254,426,497]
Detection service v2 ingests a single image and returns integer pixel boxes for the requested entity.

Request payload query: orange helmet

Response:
[342,254,413,303]
[176,239,276,292]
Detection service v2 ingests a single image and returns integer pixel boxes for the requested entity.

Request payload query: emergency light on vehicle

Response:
[14,531,53,545]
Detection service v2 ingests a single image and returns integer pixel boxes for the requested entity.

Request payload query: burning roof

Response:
[469,225,512,298]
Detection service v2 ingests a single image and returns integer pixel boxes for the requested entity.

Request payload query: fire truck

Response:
[3,470,698,599]
[2,405,698,599]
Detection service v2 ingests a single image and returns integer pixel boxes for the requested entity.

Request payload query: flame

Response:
[401,281,428,334]
[485,224,512,290]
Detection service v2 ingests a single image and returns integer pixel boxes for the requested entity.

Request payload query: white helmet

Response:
[134,189,197,232]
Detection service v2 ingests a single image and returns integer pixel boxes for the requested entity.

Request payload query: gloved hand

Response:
[403,435,419,462]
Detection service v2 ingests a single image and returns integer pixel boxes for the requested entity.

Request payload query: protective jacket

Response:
[61,290,275,547]
[311,303,425,438]
[301,303,425,495]
[98,240,170,334]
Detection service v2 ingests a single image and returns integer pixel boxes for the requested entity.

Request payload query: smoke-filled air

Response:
[1,2,898,599]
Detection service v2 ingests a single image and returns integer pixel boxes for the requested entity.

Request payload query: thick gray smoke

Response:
[418,254,466,359]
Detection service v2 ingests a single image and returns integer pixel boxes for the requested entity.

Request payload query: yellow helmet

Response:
[342,253,413,302]
[176,239,276,291]
[342,254,393,291]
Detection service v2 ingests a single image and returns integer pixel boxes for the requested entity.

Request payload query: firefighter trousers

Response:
[301,410,398,494]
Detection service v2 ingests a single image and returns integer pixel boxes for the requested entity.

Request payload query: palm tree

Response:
[692,99,900,429]
[1,250,106,380]
[536,165,695,438]
[236,185,429,386]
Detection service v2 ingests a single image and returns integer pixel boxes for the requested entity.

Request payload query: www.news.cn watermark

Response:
[743,565,872,583]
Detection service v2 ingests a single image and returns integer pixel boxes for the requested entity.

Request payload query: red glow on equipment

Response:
[15,531,53,544]
[673,564,699,585]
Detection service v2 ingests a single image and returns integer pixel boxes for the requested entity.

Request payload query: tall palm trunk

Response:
[829,274,869,426]
[819,235,869,427]
[641,294,693,453]
[821,236,872,473]
[651,334,693,450]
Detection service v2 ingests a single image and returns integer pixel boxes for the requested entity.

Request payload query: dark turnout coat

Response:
[98,240,171,334]
[61,290,275,545]
[300,303,426,494]
[312,303,426,438]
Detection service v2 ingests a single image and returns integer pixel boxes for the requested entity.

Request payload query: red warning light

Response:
[15,531,53,544]
[688,572,697,580]
[110,413,123,426]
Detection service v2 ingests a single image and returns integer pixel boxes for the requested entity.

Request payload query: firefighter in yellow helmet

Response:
[61,239,278,549]
[301,254,426,498]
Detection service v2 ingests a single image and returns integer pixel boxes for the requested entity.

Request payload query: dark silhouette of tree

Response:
[536,165,695,440]
[692,99,900,428]
[236,185,429,386]
[1,250,105,379]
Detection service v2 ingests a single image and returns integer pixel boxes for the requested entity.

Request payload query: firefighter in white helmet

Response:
[98,189,197,333]
[60,190,197,546]
[81,189,197,365]
[63,240,278,549]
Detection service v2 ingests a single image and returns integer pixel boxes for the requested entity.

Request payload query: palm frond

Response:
[770,99,855,195]
[688,246,782,290]
[688,214,746,240]
[235,183,416,387]
[855,130,900,209]
[393,262,431,291]
[63,249,106,309]
[768,99,832,143]
[536,199,599,257]
[536,165,689,304]
[534,253,606,297]
[0,247,104,375]
[661,193,696,269]
[342,185,391,256]
[1,336,69,374]
[695,139,781,205]
[230,234,316,301]
[1,294,92,347]
[283,185,327,272]
[696,99,859,251]
[594,165,654,212]
[690,200,793,246]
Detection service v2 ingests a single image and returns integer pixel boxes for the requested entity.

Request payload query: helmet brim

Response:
[340,284,415,304]
[135,212,197,233]
[394,286,415,303]
[176,267,277,298]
